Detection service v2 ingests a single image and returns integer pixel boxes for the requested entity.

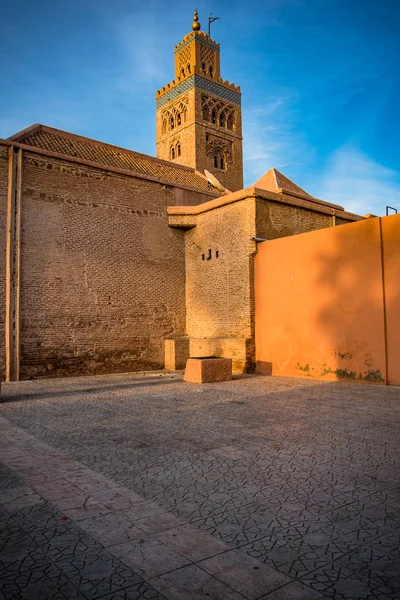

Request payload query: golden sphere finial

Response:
[192,9,201,31]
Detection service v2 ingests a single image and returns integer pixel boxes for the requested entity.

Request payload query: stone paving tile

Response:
[0,530,42,564]
[191,509,268,547]
[78,513,146,547]
[108,537,191,580]
[149,563,247,600]
[258,581,328,599]
[198,548,292,599]
[0,506,23,538]
[0,486,45,512]
[298,528,400,600]
[29,520,104,561]
[153,523,232,562]
[238,520,362,579]
[299,563,399,600]
[10,501,68,533]
[0,462,26,492]
[0,552,86,599]
[54,547,166,600]
[122,506,187,534]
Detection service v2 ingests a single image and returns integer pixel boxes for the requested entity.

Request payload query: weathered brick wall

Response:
[18,151,186,379]
[0,144,8,380]
[256,198,332,240]
[185,199,256,339]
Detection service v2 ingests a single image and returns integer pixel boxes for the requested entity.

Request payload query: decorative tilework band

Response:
[156,75,241,109]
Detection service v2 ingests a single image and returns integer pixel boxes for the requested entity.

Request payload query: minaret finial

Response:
[192,9,201,31]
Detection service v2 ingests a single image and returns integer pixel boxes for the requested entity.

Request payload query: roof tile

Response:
[10,125,218,195]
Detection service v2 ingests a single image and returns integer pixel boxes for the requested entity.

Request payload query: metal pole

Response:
[208,14,220,37]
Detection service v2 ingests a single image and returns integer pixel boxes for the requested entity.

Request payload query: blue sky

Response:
[0,0,399,215]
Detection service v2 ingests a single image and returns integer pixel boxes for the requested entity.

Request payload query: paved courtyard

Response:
[0,372,399,600]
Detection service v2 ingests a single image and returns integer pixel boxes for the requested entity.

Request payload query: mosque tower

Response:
[155,9,243,192]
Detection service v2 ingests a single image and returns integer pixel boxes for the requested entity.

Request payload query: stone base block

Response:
[189,338,254,374]
[164,337,190,370]
[184,357,232,384]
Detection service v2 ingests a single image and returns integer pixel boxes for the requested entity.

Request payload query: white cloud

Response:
[317,147,400,216]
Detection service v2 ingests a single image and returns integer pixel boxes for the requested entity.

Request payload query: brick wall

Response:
[256,197,332,240]
[0,144,8,380]
[185,198,256,339]
[17,151,186,378]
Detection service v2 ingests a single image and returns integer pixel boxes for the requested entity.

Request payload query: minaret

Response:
[155,10,243,192]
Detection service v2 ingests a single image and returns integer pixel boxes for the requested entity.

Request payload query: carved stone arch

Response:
[169,135,181,160]
[227,111,235,131]
[206,138,232,171]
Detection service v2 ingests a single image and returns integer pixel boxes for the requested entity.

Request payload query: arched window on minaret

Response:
[202,62,206,73]
[171,147,175,160]
[177,113,181,126]
[170,116,175,130]
[177,144,181,157]
[187,64,191,74]
[211,110,216,124]
[219,112,225,128]
[181,67,185,78]
[209,65,214,78]
[227,113,234,131]
[214,150,226,170]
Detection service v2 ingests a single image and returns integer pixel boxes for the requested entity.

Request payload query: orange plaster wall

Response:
[255,218,388,383]
[382,213,400,385]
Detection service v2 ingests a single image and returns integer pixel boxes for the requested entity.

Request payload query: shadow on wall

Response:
[255,214,400,385]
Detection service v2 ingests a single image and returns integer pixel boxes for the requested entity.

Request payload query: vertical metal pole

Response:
[5,146,22,381]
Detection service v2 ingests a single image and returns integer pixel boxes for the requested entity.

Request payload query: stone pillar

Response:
[164,336,190,370]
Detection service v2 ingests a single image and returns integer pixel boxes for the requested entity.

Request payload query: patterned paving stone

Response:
[9,502,67,534]
[29,521,104,561]
[0,543,79,599]
[238,520,362,579]
[54,547,159,599]
[299,562,400,600]
[0,373,400,600]
[298,528,400,599]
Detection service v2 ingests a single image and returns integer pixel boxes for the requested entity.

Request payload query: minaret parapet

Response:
[174,31,220,53]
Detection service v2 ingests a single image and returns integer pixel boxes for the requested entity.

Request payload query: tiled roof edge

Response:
[3,140,220,198]
[9,124,209,176]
